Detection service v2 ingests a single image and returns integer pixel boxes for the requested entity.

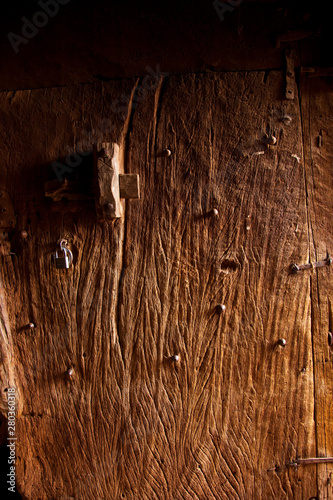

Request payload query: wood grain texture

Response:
[123,71,316,499]
[0,71,325,499]
[0,275,20,417]
[300,75,333,499]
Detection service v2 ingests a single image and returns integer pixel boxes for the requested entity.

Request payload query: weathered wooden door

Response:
[0,71,332,499]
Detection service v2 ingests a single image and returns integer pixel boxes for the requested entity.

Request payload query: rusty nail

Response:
[262,134,277,145]
[267,136,277,145]
[281,115,292,125]
[216,304,226,313]
[210,208,219,217]
[20,230,28,239]
[157,148,172,158]
[291,263,300,274]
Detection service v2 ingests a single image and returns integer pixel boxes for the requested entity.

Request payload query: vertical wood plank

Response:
[123,71,317,499]
[0,79,138,499]
[300,75,333,499]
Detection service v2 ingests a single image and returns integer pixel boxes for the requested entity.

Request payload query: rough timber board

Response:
[0,71,319,498]
[300,75,333,500]
[123,71,316,499]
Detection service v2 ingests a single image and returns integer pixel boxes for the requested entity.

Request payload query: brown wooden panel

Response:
[0,72,319,498]
[123,71,316,499]
[300,75,333,499]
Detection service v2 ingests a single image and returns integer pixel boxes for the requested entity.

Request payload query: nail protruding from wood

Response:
[216,304,226,314]
[262,133,277,145]
[171,354,180,362]
[66,368,74,377]
[278,338,286,347]
[157,148,172,157]
[267,135,277,145]
[20,230,28,239]
[291,263,300,274]
[281,115,292,125]
[291,256,331,274]
[210,208,219,217]
[28,323,35,329]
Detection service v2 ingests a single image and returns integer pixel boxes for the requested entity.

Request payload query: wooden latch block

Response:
[119,174,140,200]
[0,191,16,229]
[94,142,140,221]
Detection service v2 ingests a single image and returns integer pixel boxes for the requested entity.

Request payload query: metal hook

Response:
[52,239,73,269]
[60,240,73,266]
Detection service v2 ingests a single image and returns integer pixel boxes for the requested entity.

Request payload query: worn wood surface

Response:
[0,70,330,499]
[300,75,333,499]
